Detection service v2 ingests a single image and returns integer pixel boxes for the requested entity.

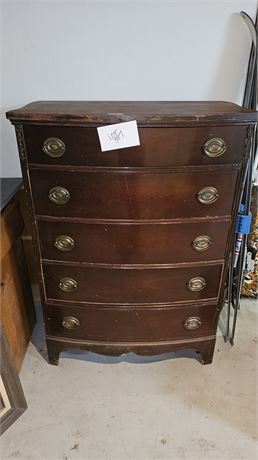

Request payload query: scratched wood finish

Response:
[38,219,230,264]
[46,303,218,341]
[43,263,222,304]
[24,125,247,166]
[6,101,257,125]
[30,169,238,220]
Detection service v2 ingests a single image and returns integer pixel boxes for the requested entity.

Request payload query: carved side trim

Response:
[14,124,48,307]
[243,125,254,160]
[15,124,26,161]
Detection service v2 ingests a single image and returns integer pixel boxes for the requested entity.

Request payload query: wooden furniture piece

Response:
[6,101,257,365]
[16,188,41,297]
[0,179,35,371]
[0,325,27,435]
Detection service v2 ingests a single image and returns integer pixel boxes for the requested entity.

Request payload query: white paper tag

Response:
[97,120,140,152]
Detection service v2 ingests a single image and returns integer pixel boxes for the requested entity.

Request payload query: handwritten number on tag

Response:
[108,129,124,144]
[97,121,140,152]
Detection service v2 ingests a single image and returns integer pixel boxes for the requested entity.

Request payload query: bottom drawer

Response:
[46,304,218,342]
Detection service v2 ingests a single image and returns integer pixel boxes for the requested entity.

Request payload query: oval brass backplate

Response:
[197,186,219,205]
[54,235,75,251]
[43,137,66,157]
[192,235,212,252]
[48,186,70,205]
[184,316,202,330]
[58,277,77,292]
[187,276,206,292]
[62,316,80,329]
[203,138,226,158]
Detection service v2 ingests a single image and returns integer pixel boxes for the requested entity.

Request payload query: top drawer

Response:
[23,125,247,167]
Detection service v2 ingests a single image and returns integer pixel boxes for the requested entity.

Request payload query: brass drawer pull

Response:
[48,186,70,205]
[184,317,202,330]
[55,235,75,251]
[62,316,80,330]
[203,137,226,157]
[59,277,77,292]
[187,276,206,292]
[197,186,219,204]
[192,235,212,252]
[43,137,66,157]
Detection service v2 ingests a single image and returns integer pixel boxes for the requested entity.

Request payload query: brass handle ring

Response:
[55,235,75,251]
[203,138,226,158]
[62,316,80,329]
[43,137,66,158]
[192,235,212,252]
[184,317,202,330]
[48,186,70,205]
[197,186,219,205]
[187,276,206,292]
[58,277,77,292]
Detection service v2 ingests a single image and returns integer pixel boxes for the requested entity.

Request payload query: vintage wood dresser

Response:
[6,101,257,365]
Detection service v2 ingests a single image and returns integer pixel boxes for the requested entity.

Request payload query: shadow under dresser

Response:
[6,101,257,365]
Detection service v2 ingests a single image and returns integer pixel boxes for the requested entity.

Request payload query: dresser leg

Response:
[46,340,60,366]
[200,351,214,365]
[197,339,216,365]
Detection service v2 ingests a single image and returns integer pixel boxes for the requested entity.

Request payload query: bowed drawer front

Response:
[46,304,218,341]
[24,124,247,167]
[29,169,238,219]
[6,101,257,365]
[38,220,230,264]
[43,263,222,304]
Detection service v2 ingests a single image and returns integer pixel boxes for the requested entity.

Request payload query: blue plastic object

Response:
[235,212,252,234]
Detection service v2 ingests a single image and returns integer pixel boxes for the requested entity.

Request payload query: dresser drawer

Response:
[43,264,222,304]
[24,125,246,167]
[46,303,218,341]
[30,170,238,219]
[38,220,230,264]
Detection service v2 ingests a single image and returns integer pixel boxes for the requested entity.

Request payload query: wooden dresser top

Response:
[6,101,257,126]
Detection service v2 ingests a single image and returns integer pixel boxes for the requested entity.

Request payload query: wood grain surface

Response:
[24,125,246,166]
[6,101,257,125]
[46,303,218,341]
[29,169,238,220]
[43,263,222,304]
[38,219,230,264]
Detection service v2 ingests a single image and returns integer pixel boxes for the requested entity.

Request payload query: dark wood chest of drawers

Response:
[6,101,257,365]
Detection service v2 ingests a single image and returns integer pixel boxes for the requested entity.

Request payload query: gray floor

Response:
[1,299,258,460]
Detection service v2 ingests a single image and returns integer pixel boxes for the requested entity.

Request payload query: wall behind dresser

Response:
[1,0,257,177]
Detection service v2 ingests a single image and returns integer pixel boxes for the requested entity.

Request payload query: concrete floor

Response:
[1,299,257,460]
